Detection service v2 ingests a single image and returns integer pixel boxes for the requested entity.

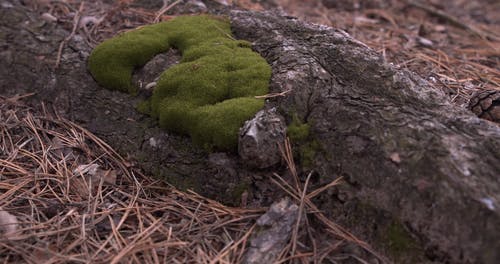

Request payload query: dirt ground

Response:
[0,0,499,263]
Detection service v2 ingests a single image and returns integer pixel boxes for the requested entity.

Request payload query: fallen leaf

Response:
[74,163,99,176]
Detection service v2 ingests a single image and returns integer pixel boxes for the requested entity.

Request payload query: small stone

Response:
[149,137,158,148]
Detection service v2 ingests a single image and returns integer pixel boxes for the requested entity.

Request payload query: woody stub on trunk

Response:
[1,1,500,262]
[231,11,500,264]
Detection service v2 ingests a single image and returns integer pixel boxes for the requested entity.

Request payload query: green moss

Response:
[287,114,310,142]
[136,99,151,114]
[286,114,319,167]
[383,221,422,261]
[300,140,320,167]
[88,15,271,151]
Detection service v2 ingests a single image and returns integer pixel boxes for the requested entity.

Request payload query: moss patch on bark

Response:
[88,15,270,151]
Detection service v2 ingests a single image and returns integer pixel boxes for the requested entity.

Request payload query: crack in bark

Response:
[231,10,500,263]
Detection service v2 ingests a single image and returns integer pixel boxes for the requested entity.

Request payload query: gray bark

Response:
[231,10,500,264]
[2,1,500,262]
[244,197,299,264]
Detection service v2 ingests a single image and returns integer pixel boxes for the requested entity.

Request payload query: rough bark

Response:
[231,10,500,264]
[2,1,500,263]
[244,197,299,264]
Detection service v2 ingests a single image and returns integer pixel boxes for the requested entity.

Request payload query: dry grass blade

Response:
[0,97,264,263]
[254,89,292,99]
[272,137,388,263]
[55,2,84,69]
[290,171,312,257]
[154,0,183,23]
[0,94,383,263]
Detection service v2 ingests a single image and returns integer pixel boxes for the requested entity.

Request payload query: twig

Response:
[255,89,292,99]
[154,0,183,23]
[290,171,313,258]
[54,2,84,69]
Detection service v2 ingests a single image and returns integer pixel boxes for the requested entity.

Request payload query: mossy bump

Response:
[88,15,271,151]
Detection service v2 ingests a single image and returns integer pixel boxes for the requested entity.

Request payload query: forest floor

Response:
[270,0,500,105]
[0,0,498,263]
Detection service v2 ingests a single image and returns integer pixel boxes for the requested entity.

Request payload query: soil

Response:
[1,0,499,263]
[0,0,282,208]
